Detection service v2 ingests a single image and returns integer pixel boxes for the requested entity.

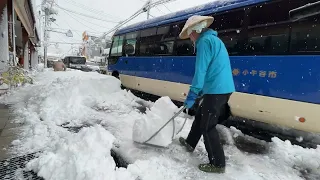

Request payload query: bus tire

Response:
[111,71,120,80]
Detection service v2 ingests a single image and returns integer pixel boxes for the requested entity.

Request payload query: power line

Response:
[59,9,112,30]
[60,9,110,35]
[58,13,109,37]
[155,6,165,14]
[163,4,172,12]
[149,13,155,18]
[50,28,102,35]
[55,4,119,23]
[64,0,122,21]
[51,20,82,39]
[96,0,177,40]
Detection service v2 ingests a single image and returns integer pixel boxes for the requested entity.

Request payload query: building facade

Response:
[0,0,40,73]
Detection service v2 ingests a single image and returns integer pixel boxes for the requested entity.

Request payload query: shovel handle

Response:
[143,105,186,144]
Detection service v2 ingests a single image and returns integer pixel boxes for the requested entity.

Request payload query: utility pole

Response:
[44,8,48,68]
[146,0,151,19]
[97,0,176,41]
[12,0,16,65]
[42,0,56,68]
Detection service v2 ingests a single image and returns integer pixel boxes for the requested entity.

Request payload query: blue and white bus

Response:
[108,0,320,143]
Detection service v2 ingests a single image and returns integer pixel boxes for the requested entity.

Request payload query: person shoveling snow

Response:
[132,15,236,174]
[132,96,186,147]
[177,15,235,173]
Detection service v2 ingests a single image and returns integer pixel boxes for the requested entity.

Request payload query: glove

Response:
[184,90,198,109]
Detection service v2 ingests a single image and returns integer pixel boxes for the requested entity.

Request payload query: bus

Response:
[107,0,320,145]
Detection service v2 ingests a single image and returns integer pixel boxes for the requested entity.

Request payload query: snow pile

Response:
[25,125,124,180]
[0,70,129,154]
[4,70,122,126]
[0,82,9,90]
[25,124,182,180]
[132,96,185,147]
[270,138,320,177]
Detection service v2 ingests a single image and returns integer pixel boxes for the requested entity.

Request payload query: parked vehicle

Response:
[63,56,86,70]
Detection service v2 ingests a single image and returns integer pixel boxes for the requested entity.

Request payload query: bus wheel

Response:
[111,71,120,80]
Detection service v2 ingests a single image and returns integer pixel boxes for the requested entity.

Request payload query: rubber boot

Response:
[198,164,225,173]
[179,137,194,152]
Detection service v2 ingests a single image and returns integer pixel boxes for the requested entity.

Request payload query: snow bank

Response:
[132,96,185,147]
[0,83,9,90]
[25,125,121,180]
[3,71,122,126]
[0,70,129,154]
[25,124,183,180]
[270,137,320,177]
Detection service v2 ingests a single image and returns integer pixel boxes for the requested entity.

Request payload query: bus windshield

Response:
[69,57,86,64]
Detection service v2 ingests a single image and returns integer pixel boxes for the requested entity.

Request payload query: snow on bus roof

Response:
[115,0,269,36]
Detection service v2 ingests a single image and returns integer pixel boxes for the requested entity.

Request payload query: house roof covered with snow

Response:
[115,0,270,35]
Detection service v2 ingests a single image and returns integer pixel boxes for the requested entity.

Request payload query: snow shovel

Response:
[135,105,188,148]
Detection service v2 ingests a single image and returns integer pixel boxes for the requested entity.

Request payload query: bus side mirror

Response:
[289,1,320,21]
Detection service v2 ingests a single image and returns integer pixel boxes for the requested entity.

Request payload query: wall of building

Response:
[0,6,9,73]
[31,50,38,68]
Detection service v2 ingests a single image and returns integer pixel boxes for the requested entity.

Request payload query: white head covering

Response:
[179,15,214,39]
[187,21,208,36]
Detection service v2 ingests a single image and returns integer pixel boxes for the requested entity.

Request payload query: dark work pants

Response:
[186,93,232,168]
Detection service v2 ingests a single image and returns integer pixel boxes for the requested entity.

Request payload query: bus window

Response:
[124,32,138,56]
[210,7,245,55]
[139,28,157,56]
[220,31,241,56]
[110,36,119,56]
[210,8,245,32]
[248,0,290,27]
[290,15,320,54]
[109,35,124,65]
[141,28,157,38]
[244,24,290,55]
[156,25,178,41]
[110,35,124,57]
[153,25,178,55]
[176,39,195,56]
[175,22,195,56]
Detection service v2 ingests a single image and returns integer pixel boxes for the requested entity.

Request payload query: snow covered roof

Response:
[115,0,270,35]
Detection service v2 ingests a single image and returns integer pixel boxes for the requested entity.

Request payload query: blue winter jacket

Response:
[189,29,235,95]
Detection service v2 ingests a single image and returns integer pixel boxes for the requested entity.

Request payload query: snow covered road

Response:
[0,67,319,180]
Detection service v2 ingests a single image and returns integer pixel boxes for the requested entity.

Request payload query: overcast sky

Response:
[35,0,217,56]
